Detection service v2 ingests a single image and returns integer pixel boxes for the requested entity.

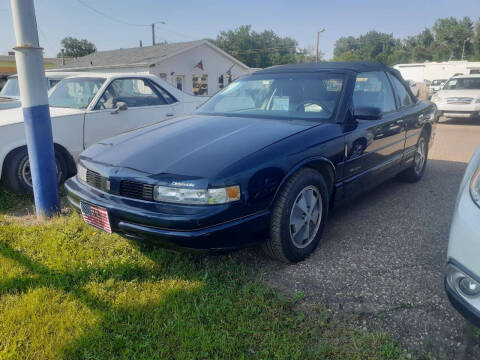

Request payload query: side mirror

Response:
[354,106,382,121]
[111,101,128,114]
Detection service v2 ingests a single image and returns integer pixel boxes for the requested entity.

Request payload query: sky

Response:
[0,0,479,60]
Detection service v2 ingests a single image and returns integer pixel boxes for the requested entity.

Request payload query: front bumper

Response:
[65,177,270,250]
[445,146,480,326]
[435,103,480,118]
[445,273,480,328]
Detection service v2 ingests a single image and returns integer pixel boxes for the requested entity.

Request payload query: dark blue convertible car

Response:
[65,62,436,263]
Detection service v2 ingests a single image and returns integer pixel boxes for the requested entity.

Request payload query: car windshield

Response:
[48,77,105,109]
[431,80,446,86]
[0,77,20,98]
[196,72,344,121]
[443,77,480,90]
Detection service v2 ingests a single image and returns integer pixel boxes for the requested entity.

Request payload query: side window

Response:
[353,71,396,113]
[389,74,415,108]
[95,78,167,110]
[150,81,177,104]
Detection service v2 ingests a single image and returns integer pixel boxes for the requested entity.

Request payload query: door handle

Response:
[166,113,175,117]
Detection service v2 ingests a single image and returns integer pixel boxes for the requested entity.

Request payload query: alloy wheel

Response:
[289,185,323,249]
[20,159,61,188]
[414,138,426,174]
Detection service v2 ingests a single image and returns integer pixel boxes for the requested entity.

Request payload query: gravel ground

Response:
[239,118,480,359]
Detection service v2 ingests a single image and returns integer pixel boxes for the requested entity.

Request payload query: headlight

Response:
[77,163,87,183]
[153,185,240,205]
[431,94,442,102]
[470,168,480,207]
[446,263,480,297]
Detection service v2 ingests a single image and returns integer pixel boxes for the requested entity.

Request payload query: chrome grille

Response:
[86,169,103,189]
[446,97,473,104]
[119,180,154,201]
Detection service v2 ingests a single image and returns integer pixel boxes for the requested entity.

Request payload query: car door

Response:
[387,73,427,166]
[83,77,175,148]
[343,71,406,199]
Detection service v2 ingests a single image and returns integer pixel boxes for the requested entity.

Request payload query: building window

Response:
[176,75,184,91]
[193,74,208,96]
[159,73,167,81]
[218,75,224,90]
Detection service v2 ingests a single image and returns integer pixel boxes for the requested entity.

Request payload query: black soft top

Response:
[254,62,398,75]
[251,61,417,101]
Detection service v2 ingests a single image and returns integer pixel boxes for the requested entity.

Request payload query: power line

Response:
[226,46,297,55]
[76,0,155,27]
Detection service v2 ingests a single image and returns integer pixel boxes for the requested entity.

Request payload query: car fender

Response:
[269,156,336,208]
[0,119,82,181]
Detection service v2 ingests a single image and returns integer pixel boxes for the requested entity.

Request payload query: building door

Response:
[175,75,184,91]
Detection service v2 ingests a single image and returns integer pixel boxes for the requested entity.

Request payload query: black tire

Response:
[263,168,329,263]
[398,132,428,183]
[3,147,67,194]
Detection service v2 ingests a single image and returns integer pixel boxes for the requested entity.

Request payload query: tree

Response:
[333,31,398,64]
[416,29,435,48]
[214,25,317,68]
[57,37,96,58]
[432,17,474,60]
[472,19,480,60]
[332,16,478,65]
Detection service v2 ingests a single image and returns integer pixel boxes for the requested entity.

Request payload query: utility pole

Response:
[151,23,155,46]
[316,28,325,63]
[151,21,166,46]
[462,38,470,61]
[10,0,60,217]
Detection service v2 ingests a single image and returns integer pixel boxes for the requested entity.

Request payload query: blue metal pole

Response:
[10,0,60,217]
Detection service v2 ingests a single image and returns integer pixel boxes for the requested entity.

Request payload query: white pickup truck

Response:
[0,73,208,193]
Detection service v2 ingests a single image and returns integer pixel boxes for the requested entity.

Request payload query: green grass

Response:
[0,187,33,214]
[0,189,404,360]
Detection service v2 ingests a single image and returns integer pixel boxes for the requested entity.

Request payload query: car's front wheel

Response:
[263,168,329,263]
[3,147,67,194]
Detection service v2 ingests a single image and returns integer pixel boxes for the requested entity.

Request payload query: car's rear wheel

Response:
[263,168,329,263]
[398,132,428,183]
[4,147,67,194]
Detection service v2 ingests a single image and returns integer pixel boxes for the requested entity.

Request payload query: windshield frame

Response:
[48,76,106,110]
[195,71,348,123]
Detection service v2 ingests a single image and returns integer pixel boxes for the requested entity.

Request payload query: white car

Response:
[431,75,480,120]
[427,79,447,97]
[445,145,480,327]
[0,73,208,193]
[0,71,81,110]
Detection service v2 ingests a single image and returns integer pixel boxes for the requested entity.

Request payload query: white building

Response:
[53,40,251,96]
[393,61,480,83]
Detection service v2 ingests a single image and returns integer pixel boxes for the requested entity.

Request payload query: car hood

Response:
[437,89,480,99]
[0,106,84,126]
[83,115,315,178]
